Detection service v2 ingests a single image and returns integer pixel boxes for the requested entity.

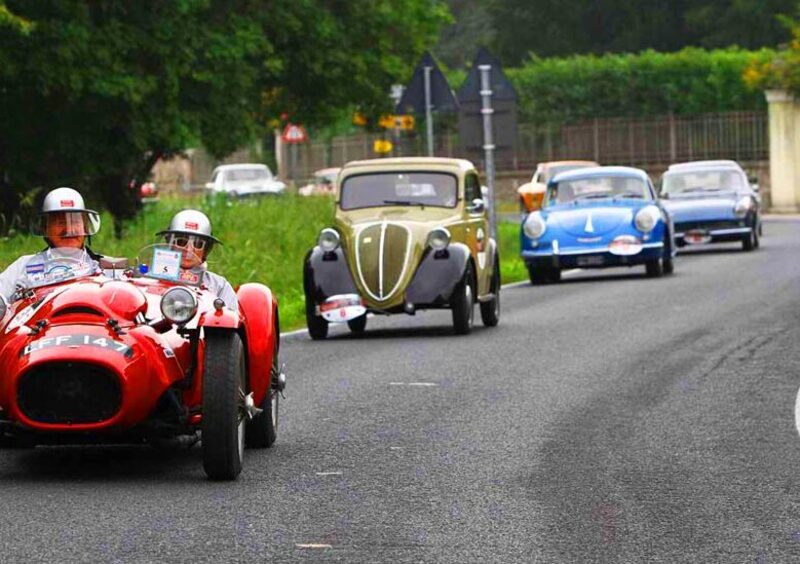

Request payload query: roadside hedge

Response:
[450,47,775,124]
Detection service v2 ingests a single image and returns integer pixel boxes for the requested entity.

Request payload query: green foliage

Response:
[744,11,800,94]
[498,48,775,124]
[489,0,793,65]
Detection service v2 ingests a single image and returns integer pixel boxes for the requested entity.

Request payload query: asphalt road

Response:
[2,219,800,563]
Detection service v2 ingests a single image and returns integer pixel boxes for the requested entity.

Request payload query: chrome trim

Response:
[675,227,751,237]
[522,241,663,257]
[354,221,413,302]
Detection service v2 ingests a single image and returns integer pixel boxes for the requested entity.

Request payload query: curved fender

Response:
[235,283,277,406]
[405,243,470,306]
[304,246,358,303]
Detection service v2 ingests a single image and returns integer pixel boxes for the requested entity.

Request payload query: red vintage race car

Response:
[0,247,284,481]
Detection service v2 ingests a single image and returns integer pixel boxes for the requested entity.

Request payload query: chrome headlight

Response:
[160,287,198,325]
[318,228,340,251]
[523,212,546,239]
[734,196,753,217]
[634,205,661,233]
[427,227,451,250]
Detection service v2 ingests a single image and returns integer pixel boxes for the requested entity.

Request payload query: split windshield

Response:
[339,172,458,210]
[661,169,744,195]
[548,176,649,205]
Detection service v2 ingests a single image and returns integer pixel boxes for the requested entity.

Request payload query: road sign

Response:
[282,123,308,144]
[373,139,393,154]
[378,114,415,130]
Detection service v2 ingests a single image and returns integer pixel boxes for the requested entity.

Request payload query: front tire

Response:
[305,293,328,340]
[451,263,475,335]
[480,256,501,327]
[246,331,280,449]
[743,227,758,251]
[347,314,367,334]
[202,332,246,481]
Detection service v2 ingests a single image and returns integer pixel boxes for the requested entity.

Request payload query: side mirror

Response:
[468,198,485,214]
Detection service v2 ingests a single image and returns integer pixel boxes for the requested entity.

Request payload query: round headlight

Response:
[318,228,340,252]
[634,205,661,233]
[427,227,451,251]
[523,212,546,239]
[0,298,6,320]
[734,196,752,217]
[160,287,198,325]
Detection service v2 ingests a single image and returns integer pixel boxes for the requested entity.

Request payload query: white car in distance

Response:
[206,164,286,197]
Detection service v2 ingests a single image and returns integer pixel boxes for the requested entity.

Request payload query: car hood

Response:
[335,206,461,307]
[545,200,639,237]
[661,193,739,222]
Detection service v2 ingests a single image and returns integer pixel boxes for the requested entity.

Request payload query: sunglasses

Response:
[167,235,208,251]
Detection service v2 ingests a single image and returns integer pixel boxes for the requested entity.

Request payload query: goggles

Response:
[166,234,209,252]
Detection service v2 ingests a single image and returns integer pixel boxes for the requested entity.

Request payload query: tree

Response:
[0,1,447,235]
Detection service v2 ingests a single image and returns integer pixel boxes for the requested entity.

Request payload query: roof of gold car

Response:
[342,157,475,173]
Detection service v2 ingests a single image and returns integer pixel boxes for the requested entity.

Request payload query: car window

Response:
[465,173,481,203]
[661,169,745,195]
[548,176,649,204]
[340,172,458,210]
[224,168,268,182]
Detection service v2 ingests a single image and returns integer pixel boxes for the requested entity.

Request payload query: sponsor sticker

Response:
[179,270,201,285]
[319,294,366,323]
[25,263,45,275]
[185,221,199,230]
[21,334,133,358]
[60,200,74,207]
[685,231,711,245]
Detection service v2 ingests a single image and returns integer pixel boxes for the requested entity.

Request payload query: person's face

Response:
[46,213,86,249]
[167,234,208,269]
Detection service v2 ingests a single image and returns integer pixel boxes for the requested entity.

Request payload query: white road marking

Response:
[794,386,800,439]
[315,471,342,476]
[296,543,333,549]
[408,382,439,387]
[390,446,403,450]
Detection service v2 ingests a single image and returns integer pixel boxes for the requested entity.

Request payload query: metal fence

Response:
[282,111,768,182]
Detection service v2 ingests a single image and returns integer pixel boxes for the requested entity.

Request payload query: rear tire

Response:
[480,256,501,327]
[202,332,246,481]
[347,314,367,334]
[451,264,475,335]
[246,331,279,449]
[305,293,328,340]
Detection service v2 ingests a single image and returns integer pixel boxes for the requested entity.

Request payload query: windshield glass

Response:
[548,176,649,205]
[21,252,100,291]
[662,169,744,195]
[340,172,458,210]
[224,168,268,182]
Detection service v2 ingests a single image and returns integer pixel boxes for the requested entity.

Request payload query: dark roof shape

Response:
[396,52,458,114]
[457,47,517,103]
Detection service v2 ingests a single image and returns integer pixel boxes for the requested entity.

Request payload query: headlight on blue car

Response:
[523,212,546,239]
[734,196,753,217]
[634,206,661,233]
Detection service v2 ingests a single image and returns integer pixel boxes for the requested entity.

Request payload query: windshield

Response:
[340,172,458,210]
[662,169,744,195]
[548,176,649,205]
[20,252,100,292]
[224,168,269,182]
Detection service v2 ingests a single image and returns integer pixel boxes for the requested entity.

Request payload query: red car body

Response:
[0,266,281,480]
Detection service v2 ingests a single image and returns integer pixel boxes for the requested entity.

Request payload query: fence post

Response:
[669,112,677,162]
[593,118,600,163]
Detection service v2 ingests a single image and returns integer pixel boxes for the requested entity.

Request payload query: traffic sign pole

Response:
[479,64,496,240]
[424,66,434,157]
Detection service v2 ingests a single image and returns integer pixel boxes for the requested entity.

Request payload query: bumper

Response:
[675,226,752,245]
[522,242,664,269]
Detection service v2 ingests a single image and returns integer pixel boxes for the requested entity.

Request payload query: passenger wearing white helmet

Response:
[158,209,238,313]
[0,187,102,303]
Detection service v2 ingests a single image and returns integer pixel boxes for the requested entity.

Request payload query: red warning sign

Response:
[282,124,308,144]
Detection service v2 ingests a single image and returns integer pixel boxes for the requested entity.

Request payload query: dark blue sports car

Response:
[520,166,676,283]
[659,160,761,251]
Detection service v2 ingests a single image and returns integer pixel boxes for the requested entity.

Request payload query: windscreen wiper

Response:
[383,199,425,208]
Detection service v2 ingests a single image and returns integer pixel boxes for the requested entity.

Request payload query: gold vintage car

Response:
[303,157,500,338]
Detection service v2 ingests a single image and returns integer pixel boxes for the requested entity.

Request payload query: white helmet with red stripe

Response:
[157,209,221,244]
[36,187,101,239]
[42,187,95,215]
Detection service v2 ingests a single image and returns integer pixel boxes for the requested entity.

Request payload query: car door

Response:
[464,171,491,294]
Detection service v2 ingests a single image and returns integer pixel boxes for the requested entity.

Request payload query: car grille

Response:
[355,222,411,301]
[18,362,121,424]
[674,220,743,233]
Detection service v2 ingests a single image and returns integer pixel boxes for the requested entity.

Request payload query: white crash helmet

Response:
[35,187,101,239]
[157,209,221,247]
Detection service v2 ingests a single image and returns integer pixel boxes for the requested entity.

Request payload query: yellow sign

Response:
[373,139,393,154]
[378,114,415,131]
[352,112,368,126]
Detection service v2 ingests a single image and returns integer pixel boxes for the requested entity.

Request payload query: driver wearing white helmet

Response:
[158,209,238,313]
[0,187,102,303]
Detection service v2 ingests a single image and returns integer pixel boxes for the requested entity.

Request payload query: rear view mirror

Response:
[468,198,485,214]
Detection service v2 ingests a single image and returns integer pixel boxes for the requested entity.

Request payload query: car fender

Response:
[234,283,278,406]
[405,242,470,306]
[304,246,358,303]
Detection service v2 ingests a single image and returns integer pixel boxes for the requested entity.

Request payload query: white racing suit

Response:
[188,263,239,314]
[0,248,100,304]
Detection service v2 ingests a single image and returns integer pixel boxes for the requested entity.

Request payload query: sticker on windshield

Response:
[21,334,133,358]
[150,248,181,281]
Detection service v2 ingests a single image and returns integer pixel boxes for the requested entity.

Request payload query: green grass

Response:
[0,197,529,330]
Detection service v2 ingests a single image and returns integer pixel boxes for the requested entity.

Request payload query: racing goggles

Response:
[166,233,209,252]
[35,211,101,237]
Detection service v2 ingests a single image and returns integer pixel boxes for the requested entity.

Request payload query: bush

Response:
[472,47,774,124]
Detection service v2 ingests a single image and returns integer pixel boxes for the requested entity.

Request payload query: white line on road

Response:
[296,544,333,549]
[794,386,800,439]
[408,382,439,387]
[315,471,343,477]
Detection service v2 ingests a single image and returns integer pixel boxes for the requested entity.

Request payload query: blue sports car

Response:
[520,166,676,283]
[659,160,761,251]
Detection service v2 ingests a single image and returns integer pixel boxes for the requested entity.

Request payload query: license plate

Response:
[576,255,605,266]
[685,231,711,245]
